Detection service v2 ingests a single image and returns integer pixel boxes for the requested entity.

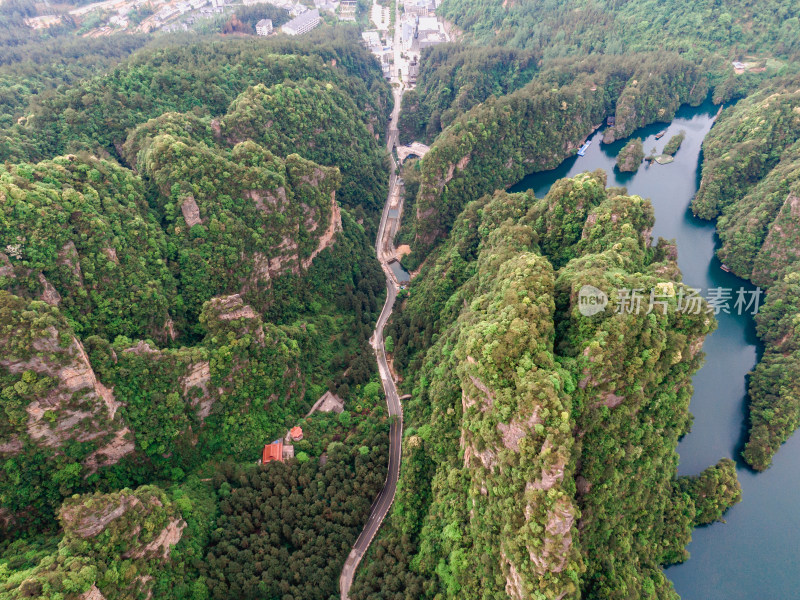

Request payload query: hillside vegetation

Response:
[405,54,707,265]
[437,0,800,60]
[0,34,394,599]
[616,138,644,172]
[691,74,800,470]
[398,45,539,144]
[352,171,740,600]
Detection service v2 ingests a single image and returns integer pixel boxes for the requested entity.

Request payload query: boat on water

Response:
[655,130,667,139]
[577,141,592,156]
[720,263,732,273]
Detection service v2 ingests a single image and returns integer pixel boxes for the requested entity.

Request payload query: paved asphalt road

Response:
[339,83,405,599]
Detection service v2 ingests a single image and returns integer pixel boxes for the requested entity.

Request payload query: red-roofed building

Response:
[290,426,304,441]
[262,440,283,463]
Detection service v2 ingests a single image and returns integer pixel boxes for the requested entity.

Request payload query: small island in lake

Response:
[663,130,686,155]
[616,137,644,172]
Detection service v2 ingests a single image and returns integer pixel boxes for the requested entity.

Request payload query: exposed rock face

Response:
[497,410,541,452]
[753,193,800,285]
[163,316,177,341]
[212,294,258,321]
[38,273,62,306]
[58,241,83,282]
[0,252,13,277]
[529,496,576,576]
[247,187,286,212]
[180,196,202,227]
[83,428,135,474]
[60,486,186,568]
[127,518,186,559]
[12,486,186,599]
[204,294,266,345]
[301,193,342,269]
[103,247,119,264]
[503,550,526,600]
[0,437,23,454]
[462,368,494,412]
[615,138,644,172]
[62,494,139,538]
[81,585,106,600]
[181,361,214,420]
[123,340,158,356]
[1,323,129,458]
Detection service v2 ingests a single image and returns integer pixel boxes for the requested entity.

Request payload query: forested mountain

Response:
[437,0,800,60]
[0,35,152,129]
[689,74,800,470]
[0,33,391,185]
[400,0,795,154]
[352,171,740,600]
[2,0,798,596]
[404,53,707,266]
[0,32,393,599]
[397,45,538,144]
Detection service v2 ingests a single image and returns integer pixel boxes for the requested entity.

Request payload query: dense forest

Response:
[397,45,538,144]
[202,430,388,600]
[2,0,799,597]
[0,415,388,600]
[437,0,800,60]
[690,74,800,470]
[615,138,644,172]
[0,33,392,184]
[403,53,708,267]
[0,31,394,599]
[351,171,741,600]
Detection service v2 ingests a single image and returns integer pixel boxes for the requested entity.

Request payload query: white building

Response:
[281,8,320,34]
[315,0,339,13]
[416,15,446,48]
[338,0,356,20]
[417,16,438,34]
[289,3,308,16]
[256,18,273,35]
[405,0,433,17]
[401,19,416,51]
[362,30,381,50]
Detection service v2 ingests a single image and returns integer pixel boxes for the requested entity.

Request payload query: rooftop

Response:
[283,8,320,30]
[262,440,283,463]
[418,16,438,31]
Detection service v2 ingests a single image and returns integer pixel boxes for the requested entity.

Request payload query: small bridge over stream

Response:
[397,142,430,163]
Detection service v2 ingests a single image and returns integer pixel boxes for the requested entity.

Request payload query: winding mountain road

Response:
[339,83,406,599]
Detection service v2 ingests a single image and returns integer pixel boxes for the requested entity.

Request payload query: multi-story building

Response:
[408,57,420,82]
[281,8,320,34]
[405,0,434,17]
[361,30,382,51]
[417,15,446,48]
[256,18,273,35]
[338,0,357,20]
[401,19,416,51]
